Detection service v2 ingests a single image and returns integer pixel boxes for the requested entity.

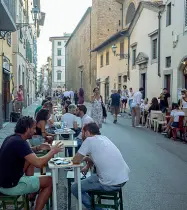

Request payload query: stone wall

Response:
[66,0,122,101]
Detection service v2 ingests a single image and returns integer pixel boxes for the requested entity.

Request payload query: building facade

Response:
[49,33,71,91]
[65,0,123,100]
[0,0,16,127]
[160,0,187,102]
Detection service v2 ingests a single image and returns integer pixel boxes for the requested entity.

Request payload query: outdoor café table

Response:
[52,140,78,156]
[48,157,83,210]
[54,128,75,140]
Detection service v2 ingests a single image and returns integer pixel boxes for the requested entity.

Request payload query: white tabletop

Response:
[53,140,77,148]
[48,157,83,169]
[54,129,75,135]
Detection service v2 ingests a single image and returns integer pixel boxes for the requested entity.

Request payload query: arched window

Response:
[126,2,136,25]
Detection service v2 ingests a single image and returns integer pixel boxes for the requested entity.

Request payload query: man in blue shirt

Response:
[111,89,121,124]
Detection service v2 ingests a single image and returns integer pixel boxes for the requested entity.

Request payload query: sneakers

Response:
[136,125,143,128]
[113,120,117,124]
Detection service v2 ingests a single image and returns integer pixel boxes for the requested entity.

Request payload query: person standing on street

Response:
[74,90,78,105]
[121,85,128,113]
[91,87,103,128]
[16,85,24,114]
[78,88,85,104]
[128,88,134,115]
[131,87,144,127]
[111,89,121,124]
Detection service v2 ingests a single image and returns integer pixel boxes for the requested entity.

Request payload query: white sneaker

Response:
[136,125,142,128]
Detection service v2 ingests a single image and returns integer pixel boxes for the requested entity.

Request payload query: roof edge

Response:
[91,28,128,52]
[65,7,92,47]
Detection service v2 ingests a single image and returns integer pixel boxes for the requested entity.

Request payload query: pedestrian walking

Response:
[128,87,134,114]
[111,89,121,124]
[131,87,144,127]
[16,85,24,114]
[74,90,78,105]
[121,85,128,113]
[91,87,103,128]
[78,88,84,104]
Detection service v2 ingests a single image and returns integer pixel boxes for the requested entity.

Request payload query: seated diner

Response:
[72,122,130,210]
[162,103,185,135]
[0,116,63,210]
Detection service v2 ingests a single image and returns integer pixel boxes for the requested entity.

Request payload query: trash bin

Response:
[10,112,21,122]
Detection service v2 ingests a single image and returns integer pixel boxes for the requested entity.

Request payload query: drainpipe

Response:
[158,11,161,77]
[90,9,92,85]
[127,35,130,80]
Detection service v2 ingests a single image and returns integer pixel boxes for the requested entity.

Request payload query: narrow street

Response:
[0,102,187,210]
[102,113,187,210]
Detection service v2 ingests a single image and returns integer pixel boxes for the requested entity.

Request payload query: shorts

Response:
[171,122,178,128]
[0,176,40,196]
[121,99,127,104]
[112,106,120,115]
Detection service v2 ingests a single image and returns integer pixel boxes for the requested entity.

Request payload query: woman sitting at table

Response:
[31,109,56,146]
[162,103,185,135]
[45,101,55,132]
[148,97,160,113]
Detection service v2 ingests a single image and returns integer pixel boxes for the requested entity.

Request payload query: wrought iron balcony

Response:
[0,0,16,31]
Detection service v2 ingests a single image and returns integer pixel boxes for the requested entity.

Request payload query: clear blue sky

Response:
[37,0,92,70]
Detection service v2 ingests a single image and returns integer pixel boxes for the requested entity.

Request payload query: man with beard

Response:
[0,116,63,210]
[71,123,130,210]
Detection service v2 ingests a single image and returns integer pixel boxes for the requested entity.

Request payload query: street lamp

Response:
[112,44,117,56]
[31,5,40,26]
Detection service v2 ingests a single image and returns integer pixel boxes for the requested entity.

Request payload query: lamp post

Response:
[31,5,39,27]
[112,44,117,56]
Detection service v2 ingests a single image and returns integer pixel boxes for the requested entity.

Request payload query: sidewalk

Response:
[0,100,41,146]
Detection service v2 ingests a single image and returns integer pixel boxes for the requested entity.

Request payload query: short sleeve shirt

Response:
[78,135,130,186]
[164,93,171,107]
[0,135,33,188]
[111,93,121,107]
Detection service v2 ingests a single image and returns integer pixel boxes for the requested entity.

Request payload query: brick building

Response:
[65,0,122,100]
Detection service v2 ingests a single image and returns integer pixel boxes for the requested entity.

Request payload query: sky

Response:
[37,0,92,69]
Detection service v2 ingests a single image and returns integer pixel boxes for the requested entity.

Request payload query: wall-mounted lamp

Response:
[112,44,117,56]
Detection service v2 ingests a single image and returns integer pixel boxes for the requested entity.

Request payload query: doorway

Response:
[141,73,146,99]
[165,74,171,93]
[2,72,10,122]
[105,77,110,104]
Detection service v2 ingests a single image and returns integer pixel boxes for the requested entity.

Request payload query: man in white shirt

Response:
[131,87,144,127]
[72,123,130,210]
[63,90,70,98]
[61,104,77,129]
[69,89,74,103]
[75,105,94,148]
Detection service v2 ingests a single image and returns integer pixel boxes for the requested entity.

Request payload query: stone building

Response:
[65,0,122,100]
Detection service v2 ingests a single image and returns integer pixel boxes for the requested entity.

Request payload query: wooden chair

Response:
[66,171,91,210]
[89,188,124,210]
[171,116,186,141]
[0,194,29,210]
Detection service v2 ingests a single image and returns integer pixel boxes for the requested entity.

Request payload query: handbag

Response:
[100,96,107,118]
